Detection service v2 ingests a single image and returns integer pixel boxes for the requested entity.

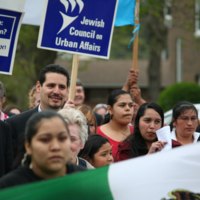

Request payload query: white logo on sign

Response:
[57,0,84,34]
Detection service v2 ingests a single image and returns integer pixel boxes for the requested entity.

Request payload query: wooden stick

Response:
[132,0,140,70]
[132,35,139,69]
[68,54,79,101]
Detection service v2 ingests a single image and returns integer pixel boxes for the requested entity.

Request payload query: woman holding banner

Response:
[116,102,166,161]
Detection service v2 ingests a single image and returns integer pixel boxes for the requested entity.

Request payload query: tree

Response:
[111,26,133,59]
[141,0,168,101]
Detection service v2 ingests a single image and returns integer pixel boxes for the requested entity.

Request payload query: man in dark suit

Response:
[6,64,71,169]
[0,120,13,177]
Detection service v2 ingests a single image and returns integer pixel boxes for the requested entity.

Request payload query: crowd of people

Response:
[0,63,199,190]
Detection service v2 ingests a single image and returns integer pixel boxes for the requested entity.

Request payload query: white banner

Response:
[22,0,44,25]
[0,0,26,12]
[109,142,200,199]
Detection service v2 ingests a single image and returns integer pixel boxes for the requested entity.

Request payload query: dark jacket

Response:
[5,107,38,169]
[0,121,13,177]
[0,164,85,189]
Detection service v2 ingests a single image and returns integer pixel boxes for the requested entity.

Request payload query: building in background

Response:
[165,0,200,83]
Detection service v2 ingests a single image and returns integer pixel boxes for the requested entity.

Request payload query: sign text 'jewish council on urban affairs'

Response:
[37,0,118,59]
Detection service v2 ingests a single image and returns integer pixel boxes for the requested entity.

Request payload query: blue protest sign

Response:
[0,8,23,75]
[38,0,118,59]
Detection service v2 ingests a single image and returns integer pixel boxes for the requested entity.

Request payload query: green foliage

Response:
[157,82,200,111]
[110,26,133,59]
[110,0,165,60]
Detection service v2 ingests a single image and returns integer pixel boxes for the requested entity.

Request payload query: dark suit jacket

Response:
[5,107,38,169]
[0,120,13,177]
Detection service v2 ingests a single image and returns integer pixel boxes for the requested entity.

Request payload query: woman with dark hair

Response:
[170,101,200,147]
[79,134,113,168]
[96,89,134,162]
[117,102,166,161]
[0,111,83,189]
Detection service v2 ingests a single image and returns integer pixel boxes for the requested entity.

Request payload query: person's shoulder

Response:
[67,163,86,174]
[197,134,200,141]
[0,121,10,139]
[172,139,182,148]
[0,166,41,189]
[0,167,28,189]
[96,125,110,139]
[0,120,9,129]
[78,157,94,169]
[128,124,134,134]
[194,132,200,142]
[96,125,105,134]
[6,107,38,124]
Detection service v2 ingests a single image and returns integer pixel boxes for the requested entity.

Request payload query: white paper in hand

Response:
[156,125,172,151]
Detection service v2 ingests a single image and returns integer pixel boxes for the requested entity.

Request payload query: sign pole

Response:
[132,0,140,70]
[68,54,79,101]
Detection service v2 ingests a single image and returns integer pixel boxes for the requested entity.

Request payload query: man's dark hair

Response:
[38,64,70,86]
